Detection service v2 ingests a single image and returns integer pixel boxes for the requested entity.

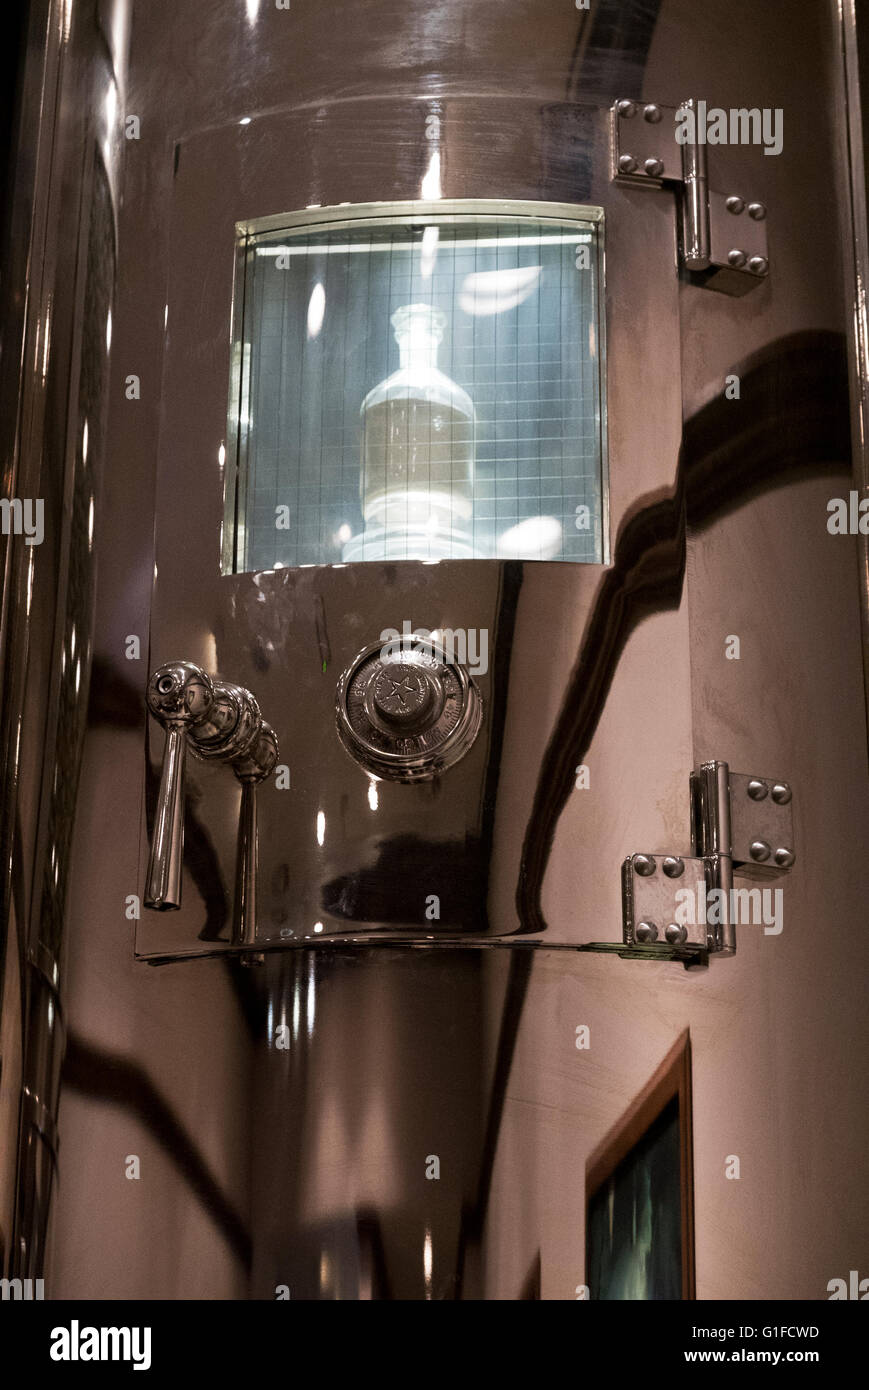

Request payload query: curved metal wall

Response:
[0,0,129,1280]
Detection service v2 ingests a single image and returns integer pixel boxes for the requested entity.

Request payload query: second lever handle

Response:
[231,724,279,952]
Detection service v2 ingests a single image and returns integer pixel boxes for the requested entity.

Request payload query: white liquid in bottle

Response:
[345,304,476,561]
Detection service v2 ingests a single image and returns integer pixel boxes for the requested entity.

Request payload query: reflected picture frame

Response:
[585,1030,695,1300]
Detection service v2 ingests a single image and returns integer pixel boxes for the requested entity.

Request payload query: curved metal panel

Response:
[136,105,687,958]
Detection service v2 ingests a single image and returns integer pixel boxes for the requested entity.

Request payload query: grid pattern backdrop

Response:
[231,216,605,571]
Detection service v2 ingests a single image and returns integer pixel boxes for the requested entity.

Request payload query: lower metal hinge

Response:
[584,761,795,967]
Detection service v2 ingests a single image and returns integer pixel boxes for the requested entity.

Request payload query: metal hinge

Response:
[617,761,795,965]
[611,98,770,296]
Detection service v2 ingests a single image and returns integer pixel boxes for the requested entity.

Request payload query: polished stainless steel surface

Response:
[0,0,129,1279]
[0,0,865,1302]
[834,0,869,742]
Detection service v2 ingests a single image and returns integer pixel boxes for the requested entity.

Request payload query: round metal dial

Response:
[336,639,482,781]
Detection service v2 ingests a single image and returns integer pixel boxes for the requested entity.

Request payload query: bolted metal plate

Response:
[704,190,769,295]
[610,99,680,186]
[621,852,711,953]
[729,771,796,874]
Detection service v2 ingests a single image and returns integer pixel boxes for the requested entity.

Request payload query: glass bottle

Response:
[347,303,475,561]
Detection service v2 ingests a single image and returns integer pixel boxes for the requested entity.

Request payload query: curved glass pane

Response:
[226,209,606,570]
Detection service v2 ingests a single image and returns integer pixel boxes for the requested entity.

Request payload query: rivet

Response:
[747,779,768,801]
[618,154,638,174]
[726,196,745,215]
[617,100,637,118]
[643,104,662,123]
[728,248,747,268]
[748,202,767,220]
[662,856,685,878]
[644,157,664,177]
[749,255,769,276]
[635,921,658,943]
[665,923,688,945]
[774,847,795,868]
[750,840,771,863]
[772,782,792,804]
[634,855,656,877]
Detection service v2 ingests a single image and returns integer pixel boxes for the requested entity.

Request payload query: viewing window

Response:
[225,204,606,570]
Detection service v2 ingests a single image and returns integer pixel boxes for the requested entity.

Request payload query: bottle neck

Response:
[396,326,439,371]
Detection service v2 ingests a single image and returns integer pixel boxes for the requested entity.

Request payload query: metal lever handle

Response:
[231,724,279,952]
[144,661,215,910]
[145,664,278,939]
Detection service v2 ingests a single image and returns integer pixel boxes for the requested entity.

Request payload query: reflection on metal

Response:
[145,661,278,917]
[586,1031,695,1301]
[0,0,125,1283]
[834,0,869,747]
[620,761,795,962]
[611,97,770,294]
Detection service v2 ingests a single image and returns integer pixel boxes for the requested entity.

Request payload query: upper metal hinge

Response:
[611,98,770,296]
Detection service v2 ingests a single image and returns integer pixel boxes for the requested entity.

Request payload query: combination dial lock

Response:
[336,639,482,781]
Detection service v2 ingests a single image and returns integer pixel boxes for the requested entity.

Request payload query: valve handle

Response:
[144,661,214,910]
[231,724,279,952]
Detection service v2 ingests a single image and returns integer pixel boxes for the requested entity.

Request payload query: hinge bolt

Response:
[748,202,767,220]
[636,921,659,942]
[771,782,792,804]
[747,779,768,800]
[617,100,637,118]
[618,154,638,174]
[644,157,664,177]
[662,856,685,878]
[728,248,747,268]
[726,196,745,214]
[634,855,656,876]
[643,103,662,123]
[665,923,688,945]
[750,839,772,862]
[774,846,795,868]
[748,255,769,276]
